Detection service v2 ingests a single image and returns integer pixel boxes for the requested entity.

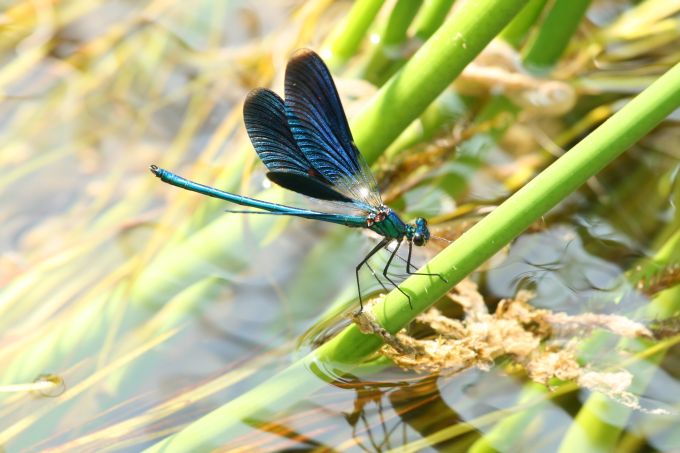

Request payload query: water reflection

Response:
[486,223,649,314]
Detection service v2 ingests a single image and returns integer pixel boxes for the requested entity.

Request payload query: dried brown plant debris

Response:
[649,316,680,339]
[354,279,654,406]
[495,291,653,340]
[633,262,680,296]
[446,278,488,319]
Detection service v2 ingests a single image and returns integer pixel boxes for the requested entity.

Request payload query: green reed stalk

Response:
[321,0,385,70]
[383,89,469,158]
[522,0,592,72]
[500,0,549,48]
[412,0,457,41]
[144,60,680,453]
[321,61,680,362]
[363,0,424,85]
[352,0,530,163]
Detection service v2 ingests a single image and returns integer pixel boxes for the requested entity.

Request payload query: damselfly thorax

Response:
[151,49,445,312]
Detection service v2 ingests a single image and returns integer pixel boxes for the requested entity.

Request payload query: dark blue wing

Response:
[284,49,383,210]
[243,88,353,203]
[244,88,311,175]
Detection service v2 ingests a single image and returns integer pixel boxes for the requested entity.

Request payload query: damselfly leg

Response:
[355,238,390,313]
[366,262,389,292]
[382,240,412,308]
[405,240,447,283]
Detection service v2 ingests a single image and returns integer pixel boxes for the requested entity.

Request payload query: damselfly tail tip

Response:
[149,164,161,176]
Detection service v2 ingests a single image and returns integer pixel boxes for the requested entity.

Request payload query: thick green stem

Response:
[352,0,530,163]
[144,61,680,453]
[383,89,470,158]
[500,0,549,49]
[412,0,457,41]
[321,0,385,70]
[522,0,592,72]
[357,61,680,339]
[363,0,424,85]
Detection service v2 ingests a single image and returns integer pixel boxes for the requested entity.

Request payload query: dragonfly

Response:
[150,49,445,312]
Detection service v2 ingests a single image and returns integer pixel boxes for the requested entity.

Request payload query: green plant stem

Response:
[412,0,457,41]
[383,89,470,158]
[500,0,549,49]
[321,62,680,358]
[377,0,422,47]
[352,0,531,164]
[356,60,680,343]
[321,0,385,70]
[363,0,424,85]
[144,61,680,453]
[522,0,592,72]
[143,352,330,451]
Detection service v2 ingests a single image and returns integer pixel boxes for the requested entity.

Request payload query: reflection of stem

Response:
[472,206,680,453]
[390,377,470,451]
[556,227,680,452]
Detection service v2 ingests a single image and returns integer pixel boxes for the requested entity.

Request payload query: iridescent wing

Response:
[284,49,383,211]
[243,88,354,204]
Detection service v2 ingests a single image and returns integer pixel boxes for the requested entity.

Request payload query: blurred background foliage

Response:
[0,0,679,451]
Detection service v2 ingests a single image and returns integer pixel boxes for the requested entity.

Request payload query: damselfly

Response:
[151,49,445,311]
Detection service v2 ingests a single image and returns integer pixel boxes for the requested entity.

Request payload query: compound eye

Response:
[413,234,425,246]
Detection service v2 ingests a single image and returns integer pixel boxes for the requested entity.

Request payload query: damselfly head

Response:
[411,217,430,246]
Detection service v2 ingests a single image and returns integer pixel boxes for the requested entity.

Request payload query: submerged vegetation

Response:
[0,0,679,451]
